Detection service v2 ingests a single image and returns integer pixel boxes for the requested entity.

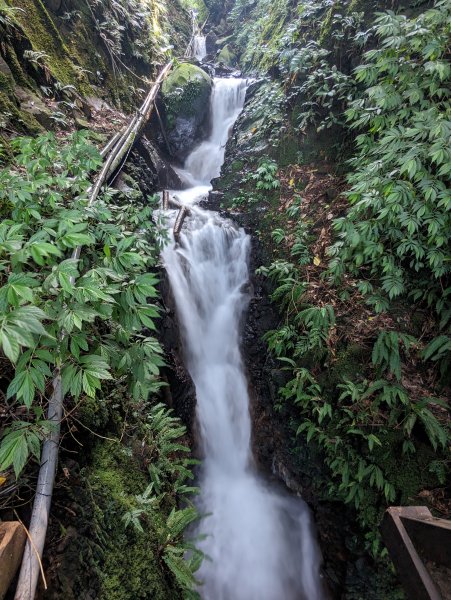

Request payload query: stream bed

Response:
[161,75,325,600]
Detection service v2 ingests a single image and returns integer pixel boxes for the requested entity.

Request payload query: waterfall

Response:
[177,79,247,189]
[162,78,325,600]
[193,35,207,61]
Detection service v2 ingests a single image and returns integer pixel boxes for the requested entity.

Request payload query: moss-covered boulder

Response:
[217,44,238,67]
[160,62,212,161]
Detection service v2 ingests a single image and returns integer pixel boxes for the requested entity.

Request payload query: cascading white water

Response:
[193,35,207,61]
[162,78,325,600]
[177,79,247,189]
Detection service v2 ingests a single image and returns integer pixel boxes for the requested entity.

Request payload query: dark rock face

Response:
[121,135,183,198]
[157,272,197,434]
[206,31,218,55]
[135,137,183,190]
[166,116,204,162]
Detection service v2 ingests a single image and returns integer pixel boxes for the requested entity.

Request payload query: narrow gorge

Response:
[0,1,449,599]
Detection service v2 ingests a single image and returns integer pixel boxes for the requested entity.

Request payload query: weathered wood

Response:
[381,507,445,600]
[14,61,173,600]
[168,196,191,213]
[401,511,451,568]
[174,206,188,242]
[0,523,26,600]
[100,131,122,158]
[162,190,170,210]
[90,62,173,205]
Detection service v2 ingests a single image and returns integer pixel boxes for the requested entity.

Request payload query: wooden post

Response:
[174,206,188,242]
[381,507,449,600]
[162,190,170,210]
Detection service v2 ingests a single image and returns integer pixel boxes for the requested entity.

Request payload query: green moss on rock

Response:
[217,44,237,67]
[2,43,33,89]
[161,62,212,125]
[0,70,42,133]
[85,442,181,600]
[7,0,91,93]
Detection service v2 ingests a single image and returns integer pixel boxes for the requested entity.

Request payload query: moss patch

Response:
[0,70,42,133]
[84,442,181,600]
[7,0,91,92]
[161,62,212,127]
[217,44,237,67]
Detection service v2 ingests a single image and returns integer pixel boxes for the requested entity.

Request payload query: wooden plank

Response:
[0,522,26,600]
[381,507,443,600]
[401,512,451,568]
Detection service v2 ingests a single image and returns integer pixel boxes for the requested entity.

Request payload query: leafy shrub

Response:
[0,132,166,476]
[328,2,451,326]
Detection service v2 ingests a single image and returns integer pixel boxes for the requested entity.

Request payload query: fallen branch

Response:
[174,205,189,242]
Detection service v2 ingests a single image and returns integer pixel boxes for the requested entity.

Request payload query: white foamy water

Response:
[193,35,207,61]
[162,77,325,600]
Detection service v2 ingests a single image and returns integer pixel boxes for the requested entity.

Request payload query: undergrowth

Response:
[0,131,201,596]
[226,0,450,565]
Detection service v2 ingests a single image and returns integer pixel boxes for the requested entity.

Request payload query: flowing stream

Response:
[162,77,324,600]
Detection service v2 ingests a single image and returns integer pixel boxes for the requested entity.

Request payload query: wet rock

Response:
[206,31,218,55]
[214,63,236,77]
[85,96,113,112]
[42,0,63,12]
[0,56,13,79]
[14,86,54,129]
[217,44,238,67]
[121,135,183,197]
[135,136,184,190]
[159,63,212,162]
[74,116,90,129]
[158,272,197,431]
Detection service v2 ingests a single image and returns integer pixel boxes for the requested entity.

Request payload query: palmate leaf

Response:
[0,305,51,362]
[0,273,39,310]
[0,423,42,478]
[6,371,35,408]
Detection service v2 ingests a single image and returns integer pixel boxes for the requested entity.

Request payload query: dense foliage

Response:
[0,132,201,595]
[329,2,450,328]
[0,132,163,472]
[225,0,450,563]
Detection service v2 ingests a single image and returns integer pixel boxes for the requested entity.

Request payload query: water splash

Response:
[193,35,207,61]
[162,76,325,600]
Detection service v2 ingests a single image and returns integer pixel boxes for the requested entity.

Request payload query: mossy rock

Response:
[217,44,237,67]
[162,63,212,119]
[84,442,182,600]
[6,0,91,93]
[160,63,212,160]
[0,70,42,134]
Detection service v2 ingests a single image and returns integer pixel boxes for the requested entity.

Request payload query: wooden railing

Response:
[381,506,451,600]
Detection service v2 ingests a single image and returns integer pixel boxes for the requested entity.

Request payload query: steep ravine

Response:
[139,50,402,600]
[1,0,449,599]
